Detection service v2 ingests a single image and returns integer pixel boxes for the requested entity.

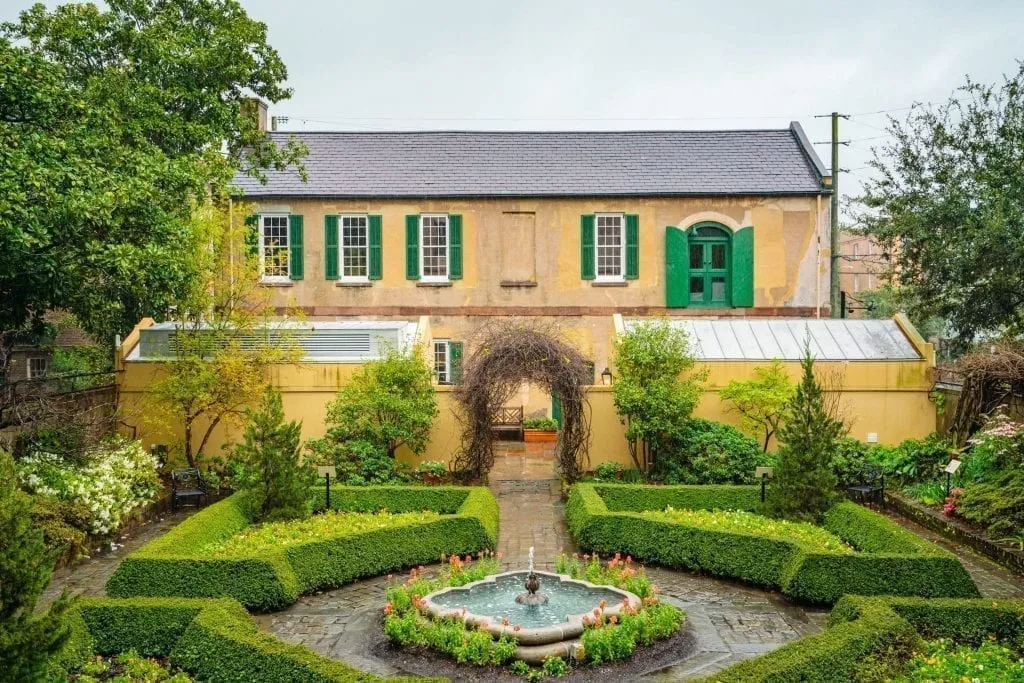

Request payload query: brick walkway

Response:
[39,510,194,610]
[881,509,1024,599]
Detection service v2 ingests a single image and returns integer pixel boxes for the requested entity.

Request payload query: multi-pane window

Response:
[261,214,290,279]
[421,215,449,280]
[28,357,47,379]
[595,214,624,280]
[341,215,368,280]
[433,340,451,383]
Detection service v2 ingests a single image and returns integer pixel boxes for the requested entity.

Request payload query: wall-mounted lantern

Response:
[601,367,613,386]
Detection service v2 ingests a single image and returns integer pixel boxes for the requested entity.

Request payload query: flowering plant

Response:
[17,438,161,536]
[965,407,1024,480]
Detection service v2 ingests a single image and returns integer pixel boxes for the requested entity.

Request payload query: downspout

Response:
[815,195,822,318]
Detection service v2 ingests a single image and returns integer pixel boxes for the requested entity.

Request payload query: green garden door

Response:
[688,229,729,306]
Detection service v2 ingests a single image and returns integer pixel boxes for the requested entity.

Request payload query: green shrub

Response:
[64,597,423,682]
[646,508,852,554]
[702,596,1024,683]
[957,468,1024,537]
[233,386,315,522]
[30,495,91,563]
[763,350,844,523]
[0,449,74,681]
[567,484,978,604]
[831,437,883,487]
[653,418,762,485]
[107,486,498,611]
[523,417,558,431]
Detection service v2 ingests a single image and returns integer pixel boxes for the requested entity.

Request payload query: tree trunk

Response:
[183,419,196,468]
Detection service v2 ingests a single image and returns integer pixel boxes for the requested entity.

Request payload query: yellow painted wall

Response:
[251,196,828,311]
[119,353,936,470]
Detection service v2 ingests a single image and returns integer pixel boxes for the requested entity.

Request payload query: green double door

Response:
[688,233,729,306]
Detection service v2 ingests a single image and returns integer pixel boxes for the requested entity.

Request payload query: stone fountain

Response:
[419,546,641,664]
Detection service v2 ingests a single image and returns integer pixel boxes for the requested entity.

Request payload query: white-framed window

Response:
[28,356,48,379]
[433,339,451,384]
[420,214,449,281]
[260,214,290,281]
[340,214,369,281]
[595,213,625,281]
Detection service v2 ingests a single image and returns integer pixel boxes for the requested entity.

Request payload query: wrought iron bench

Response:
[846,465,885,507]
[171,468,209,511]
[490,406,524,441]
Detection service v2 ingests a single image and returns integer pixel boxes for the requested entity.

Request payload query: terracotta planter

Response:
[524,429,558,443]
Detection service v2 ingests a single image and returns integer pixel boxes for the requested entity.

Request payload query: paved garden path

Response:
[39,510,194,610]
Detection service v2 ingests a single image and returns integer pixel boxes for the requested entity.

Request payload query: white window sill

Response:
[336,281,373,288]
[260,278,293,287]
[592,280,628,288]
[417,281,453,288]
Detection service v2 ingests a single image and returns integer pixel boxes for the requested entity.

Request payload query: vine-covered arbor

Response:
[452,320,592,482]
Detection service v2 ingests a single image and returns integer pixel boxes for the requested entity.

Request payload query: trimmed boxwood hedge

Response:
[567,484,978,604]
[58,597,428,682]
[107,486,498,611]
[700,595,1024,682]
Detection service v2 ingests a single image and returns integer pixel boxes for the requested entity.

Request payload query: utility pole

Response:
[816,112,848,317]
[830,112,842,318]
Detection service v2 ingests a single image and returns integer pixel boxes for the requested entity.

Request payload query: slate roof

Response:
[234,122,828,198]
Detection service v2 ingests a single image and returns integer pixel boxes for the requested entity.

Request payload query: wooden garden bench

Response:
[490,406,524,441]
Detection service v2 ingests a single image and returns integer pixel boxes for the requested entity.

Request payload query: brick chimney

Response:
[242,97,269,132]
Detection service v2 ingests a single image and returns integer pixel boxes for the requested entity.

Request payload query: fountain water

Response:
[515,547,548,605]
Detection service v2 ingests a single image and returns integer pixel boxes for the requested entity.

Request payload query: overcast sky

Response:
[7,0,1024,199]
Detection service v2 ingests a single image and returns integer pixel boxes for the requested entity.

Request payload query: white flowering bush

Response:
[17,438,161,536]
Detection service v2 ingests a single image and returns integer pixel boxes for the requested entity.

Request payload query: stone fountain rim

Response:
[419,570,642,646]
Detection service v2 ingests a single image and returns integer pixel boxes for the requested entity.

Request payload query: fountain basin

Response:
[420,571,641,652]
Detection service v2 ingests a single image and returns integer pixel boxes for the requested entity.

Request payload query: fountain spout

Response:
[515,546,549,605]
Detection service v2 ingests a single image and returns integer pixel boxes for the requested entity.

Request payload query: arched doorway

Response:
[452,320,592,482]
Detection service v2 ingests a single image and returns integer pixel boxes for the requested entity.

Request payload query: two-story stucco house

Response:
[232,118,833,381]
[118,111,939,465]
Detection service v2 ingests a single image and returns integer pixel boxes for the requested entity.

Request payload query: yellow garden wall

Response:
[119,354,936,472]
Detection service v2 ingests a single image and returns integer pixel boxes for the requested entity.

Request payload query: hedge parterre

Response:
[699,596,1024,682]
[566,483,979,604]
[106,485,499,611]
[55,596,433,683]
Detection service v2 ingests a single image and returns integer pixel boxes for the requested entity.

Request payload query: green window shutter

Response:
[368,215,383,280]
[625,214,640,279]
[244,214,259,260]
[449,341,464,384]
[580,214,595,280]
[288,214,304,280]
[405,215,420,280]
[666,226,690,307]
[551,392,562,427]
[731,226,755,307]
[448,214,463,279]
[324,215,339,280]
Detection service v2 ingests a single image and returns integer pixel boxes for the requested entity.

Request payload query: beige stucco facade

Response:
[250,195,829,316]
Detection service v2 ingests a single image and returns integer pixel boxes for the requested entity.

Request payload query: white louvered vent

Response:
[303,332,371,357]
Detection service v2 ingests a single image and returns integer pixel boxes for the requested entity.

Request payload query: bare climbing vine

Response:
[452,319,591,482]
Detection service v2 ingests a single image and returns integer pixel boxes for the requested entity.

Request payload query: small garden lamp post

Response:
[755,466,774,503]
[317,466,337,511]
[601,367,613,386]
[943,459,961,498]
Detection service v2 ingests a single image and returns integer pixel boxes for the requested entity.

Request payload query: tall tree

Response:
[0,0,305,368]
[764,349,847,522]
[148,201,301,468]
[856,63,1024,345]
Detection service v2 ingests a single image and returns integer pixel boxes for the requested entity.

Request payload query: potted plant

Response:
[523,417,559,443]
